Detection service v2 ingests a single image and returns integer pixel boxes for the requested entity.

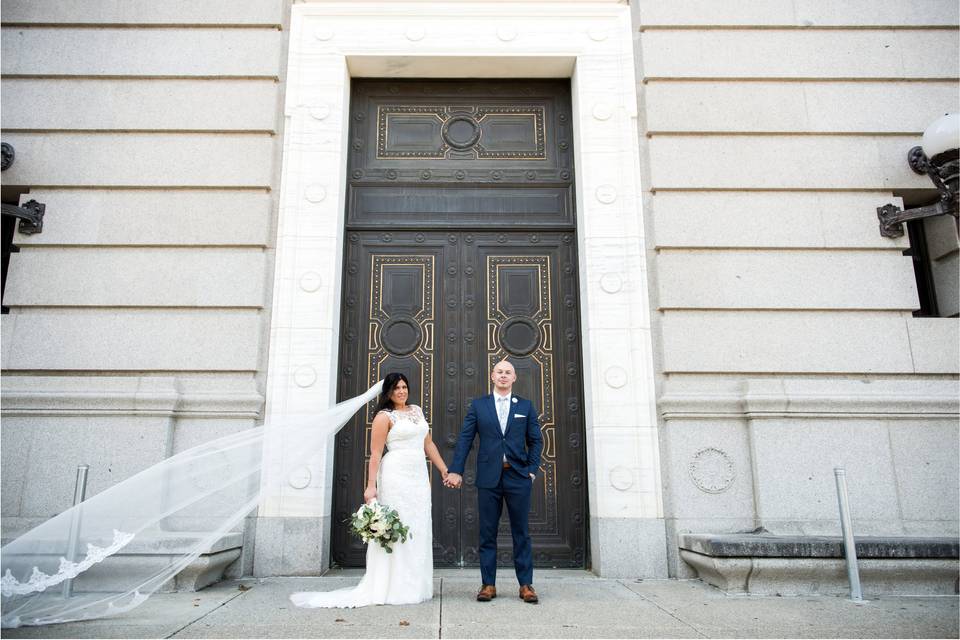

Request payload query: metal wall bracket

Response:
[1,200,45,235]
[1,142,14,171]
[1,142,46,234]
[877,146,959,238]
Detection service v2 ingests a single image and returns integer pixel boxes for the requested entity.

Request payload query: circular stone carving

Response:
[604,366,628,389]
[381,317,423,356]
[498,317,540,357]
[309,104,330,120]
[298,271,322,292]
[600,272,623,294]
[314,27,334,41]
[689,447,736,494]
[294,365,317,388]
[288,466,312,490]
[497,27,518,41]
[406,27,425,41]
[596,184,618,204]
[609,466,633,491]
[441,116,481,149]
[592,103,613,121]
[304,184,326,203]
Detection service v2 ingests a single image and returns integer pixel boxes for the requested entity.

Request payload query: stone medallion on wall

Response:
[689,447,736,494]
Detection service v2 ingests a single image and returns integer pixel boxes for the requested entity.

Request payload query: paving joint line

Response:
[163,585,248,639]
[615,579,709,639]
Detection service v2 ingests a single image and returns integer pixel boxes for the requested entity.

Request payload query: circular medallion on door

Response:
[498,317,541,357]
[441,115,481,150]
[380,317,423,356]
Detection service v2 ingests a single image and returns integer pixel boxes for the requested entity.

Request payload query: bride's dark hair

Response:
[375,372,410,413]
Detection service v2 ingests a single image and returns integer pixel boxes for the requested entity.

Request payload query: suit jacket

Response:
[449,393,543,489]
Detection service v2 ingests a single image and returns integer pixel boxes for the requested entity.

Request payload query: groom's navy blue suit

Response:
[449,393,543,586]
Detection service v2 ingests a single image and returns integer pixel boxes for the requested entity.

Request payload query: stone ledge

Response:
[679,533,960,596]
[679,533,960,559]
[171,548,242,592]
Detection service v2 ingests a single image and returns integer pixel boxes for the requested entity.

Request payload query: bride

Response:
[290,373,448,608]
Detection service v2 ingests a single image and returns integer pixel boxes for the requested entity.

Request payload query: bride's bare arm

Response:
[365,412,390,503]
[423,433,449,478]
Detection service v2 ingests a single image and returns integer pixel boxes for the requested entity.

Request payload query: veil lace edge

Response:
[1,529,135,597]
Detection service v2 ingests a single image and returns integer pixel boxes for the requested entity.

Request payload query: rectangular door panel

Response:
[457,231,587,568]
[332,232,461,568]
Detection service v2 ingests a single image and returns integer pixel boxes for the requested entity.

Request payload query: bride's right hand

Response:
[363,486,377,504]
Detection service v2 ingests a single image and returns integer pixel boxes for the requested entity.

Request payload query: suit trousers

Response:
[477,464,533,586]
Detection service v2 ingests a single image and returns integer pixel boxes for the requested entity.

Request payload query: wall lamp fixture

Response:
[1,142,45,235]
[877,113,959,238]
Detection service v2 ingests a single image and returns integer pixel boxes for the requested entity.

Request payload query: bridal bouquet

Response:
[350,501,411,553]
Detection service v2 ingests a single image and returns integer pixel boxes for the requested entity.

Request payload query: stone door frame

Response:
[259,0,667,578]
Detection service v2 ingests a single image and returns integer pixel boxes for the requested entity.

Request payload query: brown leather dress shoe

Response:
[519,584,539,604]
[476,584,497,601]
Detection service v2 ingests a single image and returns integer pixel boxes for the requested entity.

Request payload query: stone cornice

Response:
[1,377,264,418]
[659,378,960,418]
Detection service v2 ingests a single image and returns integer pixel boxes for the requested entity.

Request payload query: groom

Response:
[445,359,543,604]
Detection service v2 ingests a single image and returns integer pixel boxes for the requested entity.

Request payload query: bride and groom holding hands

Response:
[290,359,543,609]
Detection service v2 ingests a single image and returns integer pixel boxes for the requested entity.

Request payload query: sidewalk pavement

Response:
[4,570,958,639]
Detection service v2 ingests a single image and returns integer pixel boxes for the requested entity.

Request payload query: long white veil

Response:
[0,381,383,628]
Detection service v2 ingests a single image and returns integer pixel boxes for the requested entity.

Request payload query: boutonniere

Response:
[512,397,518,403]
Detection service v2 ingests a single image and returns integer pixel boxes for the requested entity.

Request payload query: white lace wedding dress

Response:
[290,405,434,608]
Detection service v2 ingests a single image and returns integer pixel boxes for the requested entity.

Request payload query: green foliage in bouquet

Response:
[349,501,411,553]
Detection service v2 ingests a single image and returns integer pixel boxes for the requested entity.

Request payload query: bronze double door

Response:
[331,80,587,568]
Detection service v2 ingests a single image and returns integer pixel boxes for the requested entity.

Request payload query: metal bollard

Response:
[61,465,90,599]
[834,467,863,602]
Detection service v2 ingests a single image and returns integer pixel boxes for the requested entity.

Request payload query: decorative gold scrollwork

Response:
[377,105,546,160]
[366,254,436,430]
[486,255,556,511]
